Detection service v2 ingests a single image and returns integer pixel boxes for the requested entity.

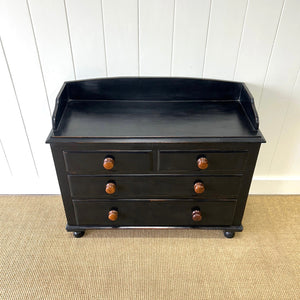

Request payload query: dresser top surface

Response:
[54,99,261,139]
[47,77,265,143]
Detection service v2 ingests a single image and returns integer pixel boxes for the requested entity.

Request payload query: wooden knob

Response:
[108,210,118,221]
[197,157,208,169]
[105,182,116,194]
[103,157,114,170]
[194,182,205,194]
[192,210,202,222]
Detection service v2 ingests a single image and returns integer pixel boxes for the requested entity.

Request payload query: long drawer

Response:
[73,199,237,226]
[68,175,242,199]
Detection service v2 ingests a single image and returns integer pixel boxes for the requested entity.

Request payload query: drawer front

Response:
[64,150,153,174]
[73,199,237,226]
[159,150,247,172]
[68,175,241,199]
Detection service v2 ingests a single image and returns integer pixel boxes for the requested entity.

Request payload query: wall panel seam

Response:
[170,0,176,76]
[0,37,39,176]
[267,66,300,174]
[100,0,108,77]
[63,0,77,79]
[137,0,140,76]
[233,0,249,80]
[257,0,286,110]
[0,139,12,175]
[202,0,212,78]
[26,0,51,116]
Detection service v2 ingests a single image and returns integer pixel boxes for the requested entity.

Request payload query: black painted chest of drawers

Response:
[46,77,265,238]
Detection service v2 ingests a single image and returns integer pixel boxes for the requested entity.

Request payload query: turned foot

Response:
[224,231,235,238]
[73,231,85,238]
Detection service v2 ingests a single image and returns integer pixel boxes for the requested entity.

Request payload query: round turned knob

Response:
[194,182,205,194]
[105,182,116,194]
[108,210,118,221]
[103,157,114,170]
[192,210,202,222]
[197,157,208,170]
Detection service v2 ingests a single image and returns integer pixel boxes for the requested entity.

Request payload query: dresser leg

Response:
[73,231,85,238]
[224,231,235,238]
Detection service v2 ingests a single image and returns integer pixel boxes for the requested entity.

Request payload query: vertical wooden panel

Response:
[255,0,300,176]
[172,0,211,77]
[28,0,75,111]
[139,0,174,76]
[203,0,248,80]
[102,0,138,76]
[0,0,56,178]
[234,0,284,103]
[269,71,300,176]
[0,40,37,177]
[65,0,107,79]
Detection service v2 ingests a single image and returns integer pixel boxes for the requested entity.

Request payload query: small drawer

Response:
[63,150,153,174]
[68,175,242,199]
[73,199,237,226]
[159,150,248,173]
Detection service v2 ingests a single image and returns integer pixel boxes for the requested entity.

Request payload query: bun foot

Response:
[224,231,235,238]
[73,231,85,238]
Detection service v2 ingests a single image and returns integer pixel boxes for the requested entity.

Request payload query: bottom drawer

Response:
[73,199,237,226]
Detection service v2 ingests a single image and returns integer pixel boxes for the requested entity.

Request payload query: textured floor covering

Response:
[0,195,299,300]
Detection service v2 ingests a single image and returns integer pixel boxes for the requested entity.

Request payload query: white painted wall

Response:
[0,0,299,194]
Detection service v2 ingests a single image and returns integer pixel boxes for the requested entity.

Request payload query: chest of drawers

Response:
[46,77,265,238]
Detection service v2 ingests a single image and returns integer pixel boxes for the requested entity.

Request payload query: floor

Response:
[0,195,299,299]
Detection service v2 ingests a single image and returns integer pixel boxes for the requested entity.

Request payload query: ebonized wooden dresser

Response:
[46,77,265,238]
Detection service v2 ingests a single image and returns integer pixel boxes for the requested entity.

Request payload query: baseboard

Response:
[0,176,60,194]
[250,177,300,194]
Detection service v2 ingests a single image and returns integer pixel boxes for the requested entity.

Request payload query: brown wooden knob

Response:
[194,182,205,194]
[105,182,116,194]
[103,157,114,170]
[192,210,202,222]
[108,210,118,221]
[197,157,208,170]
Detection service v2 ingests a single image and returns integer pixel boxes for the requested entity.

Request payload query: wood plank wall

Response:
[0,0,299,194]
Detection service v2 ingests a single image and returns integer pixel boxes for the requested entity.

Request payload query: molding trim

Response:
[250,176,300,194]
